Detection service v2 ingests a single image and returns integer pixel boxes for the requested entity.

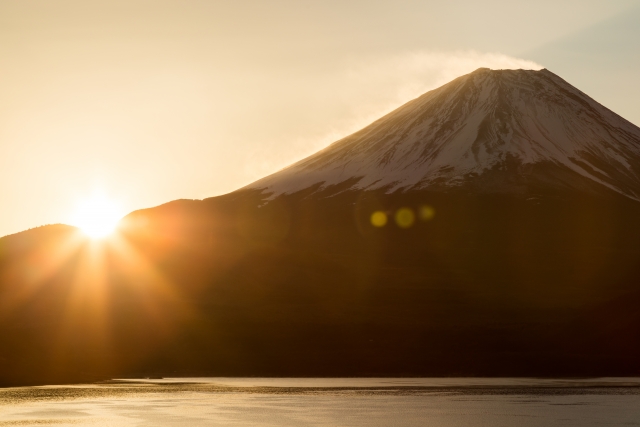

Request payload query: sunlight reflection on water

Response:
[1,379,640,426]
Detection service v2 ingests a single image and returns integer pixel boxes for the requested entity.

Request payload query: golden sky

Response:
[1,0,638,237]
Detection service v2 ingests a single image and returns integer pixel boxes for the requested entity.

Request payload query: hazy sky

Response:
[1,0,639,236]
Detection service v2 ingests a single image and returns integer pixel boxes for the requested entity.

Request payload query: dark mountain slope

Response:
[2,68,640,385]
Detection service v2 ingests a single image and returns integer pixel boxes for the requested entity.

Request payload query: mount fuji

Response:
[2,68,640,386]
[251,68,640,199]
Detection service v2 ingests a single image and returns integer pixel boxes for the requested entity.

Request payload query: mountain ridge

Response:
[2,68,640,386]
[248,68,640,200]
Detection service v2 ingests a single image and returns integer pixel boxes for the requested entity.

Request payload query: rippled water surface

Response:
[1,378,640,426]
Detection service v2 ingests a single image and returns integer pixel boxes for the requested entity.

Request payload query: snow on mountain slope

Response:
[248,68,640,200]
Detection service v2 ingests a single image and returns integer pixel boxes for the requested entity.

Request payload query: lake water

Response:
[1,378,640,426]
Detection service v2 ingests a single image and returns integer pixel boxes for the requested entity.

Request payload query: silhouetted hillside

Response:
[2,69,640,386]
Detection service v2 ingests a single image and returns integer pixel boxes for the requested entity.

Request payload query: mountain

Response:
[2,68,640,386]
[251,68,640,199]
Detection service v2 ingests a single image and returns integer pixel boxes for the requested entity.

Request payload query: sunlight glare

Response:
[72,193,124,238]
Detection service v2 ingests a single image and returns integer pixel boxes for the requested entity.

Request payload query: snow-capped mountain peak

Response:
[248,68,640,200]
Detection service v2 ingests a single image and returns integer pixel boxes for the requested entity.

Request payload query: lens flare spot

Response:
[419,205,435,221]
[395,208,415,228]
[370,211,388,227]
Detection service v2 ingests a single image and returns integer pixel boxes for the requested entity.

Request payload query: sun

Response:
[72,193,124,238]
